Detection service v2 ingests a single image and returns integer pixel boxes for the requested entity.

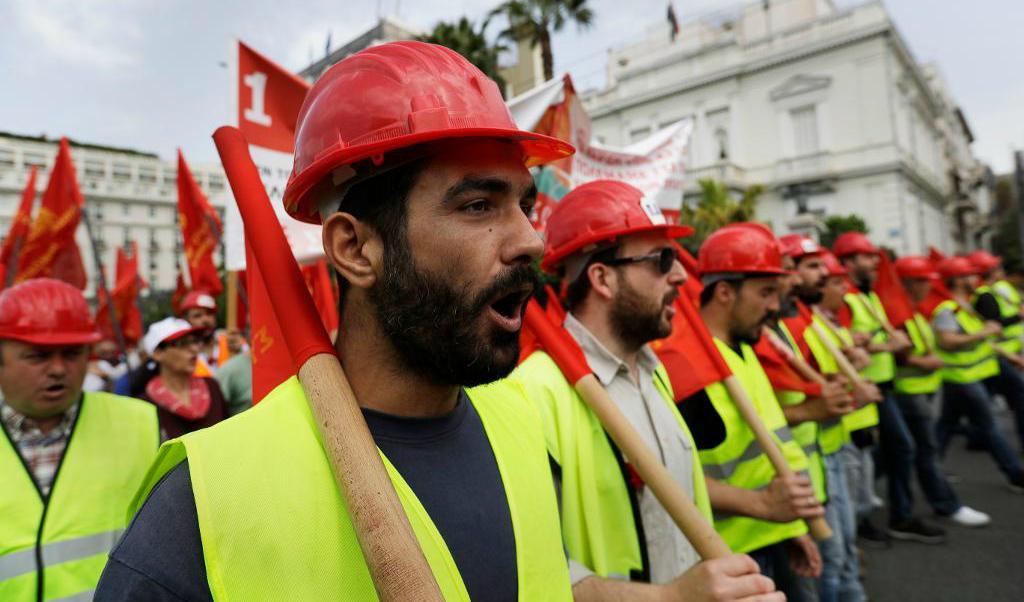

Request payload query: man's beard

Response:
[795,280,824,305]
[729,308,770,346]
[609,277,676,351]
[369,236,538,387]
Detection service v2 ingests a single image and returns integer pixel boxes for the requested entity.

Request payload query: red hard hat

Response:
[935,256,979,280]
[541,180,693,272]
[966,250,1001,273]
[820,251,848,277]
[895,256,938,280]
[179,290,217,314]
[0,278,102,345]
[283,41,575,224]
[779,234,823,259]
[832,232,878,258]
[698,223,787,276]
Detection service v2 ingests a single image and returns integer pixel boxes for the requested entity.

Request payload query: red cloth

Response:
[753,331,823,397]
[95,243,144,345]
[301,259,339,337]
[1,166,37,284]
[873,251,915,327]
[144,376,226,439]
[651,294,731,402]
[918,277,953,318]
[145,374,212,420]
[16,139,86,288]
[177,150,223,296]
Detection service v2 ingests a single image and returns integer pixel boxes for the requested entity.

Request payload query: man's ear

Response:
[586,262,618,302]
[322,212,383,291]
[712,280,736,306]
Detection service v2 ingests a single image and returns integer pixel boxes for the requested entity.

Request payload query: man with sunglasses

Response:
[514,181,781,600]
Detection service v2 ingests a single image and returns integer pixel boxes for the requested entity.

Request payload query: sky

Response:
[1,0,1021,172]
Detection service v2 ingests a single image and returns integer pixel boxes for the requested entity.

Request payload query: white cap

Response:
[143,317,200,355]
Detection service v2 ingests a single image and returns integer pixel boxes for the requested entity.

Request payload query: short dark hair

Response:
[327,158,427,305]
[699,278,744,307]
[563,245,620,311]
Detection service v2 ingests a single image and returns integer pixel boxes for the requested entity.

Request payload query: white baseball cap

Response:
[143,317,203,355]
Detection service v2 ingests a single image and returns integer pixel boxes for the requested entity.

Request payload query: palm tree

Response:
[678,179,763,253]
[488,0,594,82]
[419,17,509,95]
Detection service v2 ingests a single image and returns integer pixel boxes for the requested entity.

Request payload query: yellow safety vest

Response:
[1,393,159,602]
[769,323,826,503]
[513,351,713,581]
[844,291,895,384]
[700,339,809,554]
[974,281,1024,355]
[802,316,857,450]
[933,300,1000,384]
[894,313,943,395]
[130,377,572,601]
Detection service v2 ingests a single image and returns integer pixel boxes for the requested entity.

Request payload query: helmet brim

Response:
[284,129,575,225]
[0,331,103,346]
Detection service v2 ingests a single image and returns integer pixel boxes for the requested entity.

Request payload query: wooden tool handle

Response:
[574,375,732,560]
[297,357,444,600]
[722,376,832,541]
[763,328,827,385]
[810,309,869,387]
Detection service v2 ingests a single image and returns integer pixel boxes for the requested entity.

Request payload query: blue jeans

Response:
[840,443,875,519]
[984,356,1024,451]
[938,381,1023,480]
[874,385,916,524]
[749,541,818,602]
[894,392,961,516]
[817,453,864,602]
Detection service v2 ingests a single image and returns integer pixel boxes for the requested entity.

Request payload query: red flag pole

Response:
[675,294,833,541]
[809,307,870,387]
[762,327,827,386]
[523,300,731,560]
[213,126,442,602]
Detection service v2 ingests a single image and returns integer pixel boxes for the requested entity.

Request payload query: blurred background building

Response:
[0,132,227,295]
[581,0,993,254]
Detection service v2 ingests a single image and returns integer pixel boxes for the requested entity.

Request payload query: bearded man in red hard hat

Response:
[0,279,159,601]
[679,224,824,601]
[94,41,738,601]
[513,181,782,601]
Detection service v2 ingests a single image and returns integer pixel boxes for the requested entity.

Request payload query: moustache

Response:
[470,264,540,315]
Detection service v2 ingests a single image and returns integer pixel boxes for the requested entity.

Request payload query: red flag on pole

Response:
[301,259,340,339]
[177,150,223,296]
[650,293,732,402]
[16,138,86,288]
[1,166,38,287]
[872,251,915,327]
[246,242,298,402]
[753,332,822,397]
[96,243,145,345]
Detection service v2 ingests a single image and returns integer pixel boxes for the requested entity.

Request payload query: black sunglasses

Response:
[602,247,679,275]
[161,335,202,350]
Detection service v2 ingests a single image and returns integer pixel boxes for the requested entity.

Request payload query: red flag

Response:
[650,293,732,402]
[301,259,339,338]
[928,246,946,264]
[16,139,86,288]
[918,276,953,318]
[96,243,145,345]
[522,299,592,385]
[675,243,703,304]
[753,332,822,397]
[177,150,223,296]
[1,166,38,286]
[214,127,335,405]
[171,267,189,315]
[872,251,915,327]
[237,40,310,153]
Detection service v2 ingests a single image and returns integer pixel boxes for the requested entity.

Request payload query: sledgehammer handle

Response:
[574,375,732,560]
[722,376,833,541]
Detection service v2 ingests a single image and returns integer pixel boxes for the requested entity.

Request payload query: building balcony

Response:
[773,151,834,185]
[685,161,748,188]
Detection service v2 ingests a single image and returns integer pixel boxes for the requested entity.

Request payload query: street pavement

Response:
[861,406,1024,601]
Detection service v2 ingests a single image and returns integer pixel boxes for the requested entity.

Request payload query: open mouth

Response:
[487,286,532,332]
[42,383,67,398]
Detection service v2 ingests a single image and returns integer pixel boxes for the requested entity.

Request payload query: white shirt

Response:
[564,314,700,584]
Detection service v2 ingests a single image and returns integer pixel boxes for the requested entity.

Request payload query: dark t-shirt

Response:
[95,391,518,601]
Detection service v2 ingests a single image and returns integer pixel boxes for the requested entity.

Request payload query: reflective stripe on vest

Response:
[513,351,712,581]
[895,313,943,395]
[700,339,809,553]
[129,376,573,601]
[975,282,1024,354]
[845,291,895,383]
[0,393,159,602]
[933,300,1000,384]
[802,316,853,452]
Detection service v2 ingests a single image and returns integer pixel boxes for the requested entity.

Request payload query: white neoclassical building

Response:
[581,0,992,254]
[0,132,228,296]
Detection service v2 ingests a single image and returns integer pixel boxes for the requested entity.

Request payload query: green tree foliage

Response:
[419,17,508,94]
[821,214,869,249]
[991,177,1022,270]
[677,179,761,253]
[488,0,594,82]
